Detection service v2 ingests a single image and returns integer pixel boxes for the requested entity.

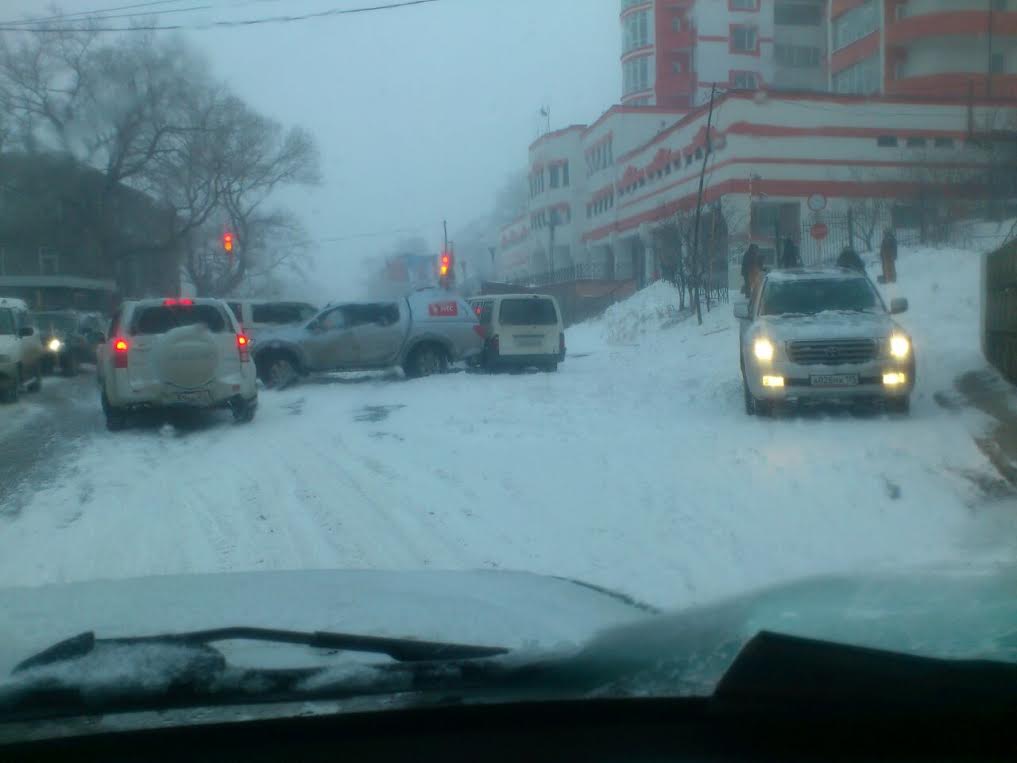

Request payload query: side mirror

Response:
[889,298,909,315]
[733,301,750,320]
[18,326,34,338]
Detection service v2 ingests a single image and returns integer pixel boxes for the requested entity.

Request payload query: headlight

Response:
[753,338,775,362]
[889,334,910,359]
[48,338,63,352]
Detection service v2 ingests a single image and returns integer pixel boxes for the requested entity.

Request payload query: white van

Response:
[0,297,44,403]
[469,294,565,372]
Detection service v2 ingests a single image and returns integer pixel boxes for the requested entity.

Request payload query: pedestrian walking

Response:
[836,245,865,273]
[779,236,801,268]
[880,228,898,284]
[741,243,764,298]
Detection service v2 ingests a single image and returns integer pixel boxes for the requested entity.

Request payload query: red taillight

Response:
[237,334,250,362]
[113,338,129,369]
[163,298,194,307]
[473,324,486,338]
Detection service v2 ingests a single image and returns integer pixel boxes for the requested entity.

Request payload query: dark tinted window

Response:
[761,278,882,316]
[500,298,558,326]
[0,308,14,335]
[228,303,243,321]
[344,303,399,328]
[471,301,494,325]
[132,304,229,335]
[252,302,317,325]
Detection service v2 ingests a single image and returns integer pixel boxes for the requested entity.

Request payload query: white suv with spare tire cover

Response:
[97,298,257,430]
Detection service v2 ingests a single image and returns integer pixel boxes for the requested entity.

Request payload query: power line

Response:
[0,0,441,33]
[0,0,192,27]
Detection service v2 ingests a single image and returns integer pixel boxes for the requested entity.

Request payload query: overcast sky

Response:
[2,0,621,298]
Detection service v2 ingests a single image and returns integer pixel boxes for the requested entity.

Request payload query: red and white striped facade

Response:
[496,91,1011,282]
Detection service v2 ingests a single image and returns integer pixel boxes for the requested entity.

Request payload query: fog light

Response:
[883,372,907,386]
[762,375,785,388]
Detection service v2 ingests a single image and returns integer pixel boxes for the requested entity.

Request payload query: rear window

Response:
[132,304,229,335]
[251,303,317,325]
[499,298,558,326]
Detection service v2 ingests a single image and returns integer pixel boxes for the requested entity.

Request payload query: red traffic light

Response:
[439,252,452,277]
[223,232,234,253]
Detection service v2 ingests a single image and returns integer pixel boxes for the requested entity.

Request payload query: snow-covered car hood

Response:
[755,311,901,342]
[0,569,651,676]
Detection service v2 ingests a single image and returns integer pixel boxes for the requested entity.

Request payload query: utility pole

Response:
[548,210,557,278]
[443,219,449,252]
[987,0,995,99]
[690,84,717,326]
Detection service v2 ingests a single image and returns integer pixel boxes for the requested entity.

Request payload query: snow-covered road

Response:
[1,245,1015,609]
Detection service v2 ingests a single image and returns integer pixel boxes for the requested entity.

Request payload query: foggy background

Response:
[1,0,621,301]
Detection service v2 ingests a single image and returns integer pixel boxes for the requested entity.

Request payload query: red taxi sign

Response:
[428,301,459,318]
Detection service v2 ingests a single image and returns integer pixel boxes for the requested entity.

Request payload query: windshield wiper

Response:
[14,627,509,673]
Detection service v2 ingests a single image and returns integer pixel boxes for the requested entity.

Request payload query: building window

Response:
[775,44,821,68]
[623,55,652,95]
[832,0,877,51]
[934,137,955,149]
[731,71,760,89]
[832,56,880,94]
[671,16,683,33]
[39,248,59,275]
[991,52,1005,74]
[877,135,899,147]
[549,165,560,189]
[562,162,570,187]
[774,1,823,26]
[906,136,927,148]
[622,10,650,54]
[731,25,758,54]
[672,60,684,74]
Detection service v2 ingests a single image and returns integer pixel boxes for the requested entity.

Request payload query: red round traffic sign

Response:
[810,222,829,241]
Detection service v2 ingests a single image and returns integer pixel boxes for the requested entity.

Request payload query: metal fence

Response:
[984,240,1017,386]
[507,262,612,288]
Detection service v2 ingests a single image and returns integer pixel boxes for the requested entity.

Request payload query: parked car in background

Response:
[735,267,914,416]
[30,310,105,376]
[97,298,257,430]
[252,289,483,387]
[226,300,317,344]
[0,297,43,403]
[468,294,565,372]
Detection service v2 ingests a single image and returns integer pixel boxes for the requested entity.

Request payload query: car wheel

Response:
[1,368,19,404]
[26,365,42,392]
[886,396,911,415]
[264,356,298,389]
[406,345,448,378]
[101,391,128,431]
[231,398,257,423]
[542,361,559,373]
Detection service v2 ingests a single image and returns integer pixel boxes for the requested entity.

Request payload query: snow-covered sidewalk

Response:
[0,245,1014,610]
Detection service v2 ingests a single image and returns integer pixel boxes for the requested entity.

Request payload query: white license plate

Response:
[514,336,542,348]
[176,390,209,404]
[810,374,859,387]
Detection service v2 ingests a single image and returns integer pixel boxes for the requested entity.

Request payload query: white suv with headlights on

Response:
[97,298,258,430]
[0,297,44,403]
[734,268,915,416]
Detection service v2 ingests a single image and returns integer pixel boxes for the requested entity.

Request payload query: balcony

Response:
[887,10,1017,47]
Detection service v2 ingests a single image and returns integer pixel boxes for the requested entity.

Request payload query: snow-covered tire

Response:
[260,354,299,390]
[542,362,559,373]
[886,396,911,415]
[102,392,128,432]
[1,368,19,404]
[26,365,41,393]
[231,398,257,423]
[405,344,448,379]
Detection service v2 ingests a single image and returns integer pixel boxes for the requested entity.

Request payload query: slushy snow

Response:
[0,244,1015,611]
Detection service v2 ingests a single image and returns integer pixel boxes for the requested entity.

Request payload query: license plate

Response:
[176,390,209,404]
[810,374,859,387]
[514,336,542,348]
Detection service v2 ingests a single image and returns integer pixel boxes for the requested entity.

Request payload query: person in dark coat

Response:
[779,236,802,268]
[880,228,898,283]
[836,246,865,273]
[741,243,764,298]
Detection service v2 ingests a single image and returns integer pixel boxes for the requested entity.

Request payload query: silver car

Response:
[252,289,484,387]
[735,268,915,415]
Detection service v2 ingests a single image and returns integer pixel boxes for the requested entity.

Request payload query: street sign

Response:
[810,222,829,241]
[807,193,827,212]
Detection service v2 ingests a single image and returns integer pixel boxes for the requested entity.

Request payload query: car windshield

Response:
[500,299,558,325]
[31,313,77,334]
[1,0,1017,737]
[760,278,883,316]
[132,304,229,335]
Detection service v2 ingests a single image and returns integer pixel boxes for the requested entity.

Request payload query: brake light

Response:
[236,334,250,362]
[163,298,194,307]
[473,324,486,338]
[113,338,129,369]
